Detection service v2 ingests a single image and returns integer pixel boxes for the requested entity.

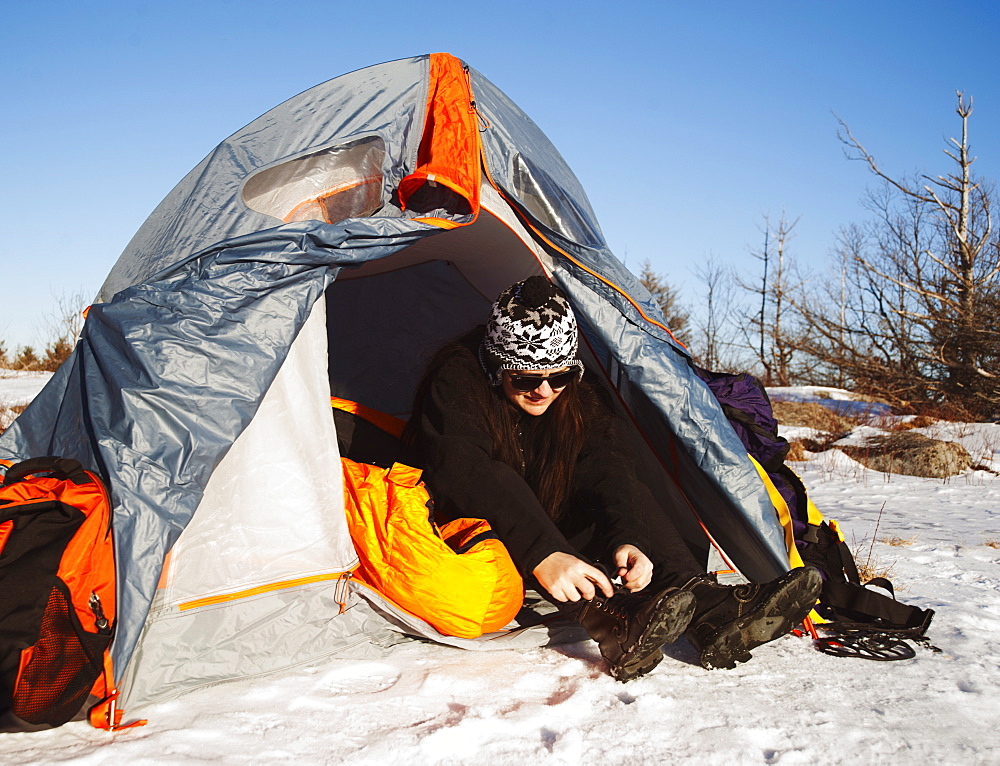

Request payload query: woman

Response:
[404,276,820,680]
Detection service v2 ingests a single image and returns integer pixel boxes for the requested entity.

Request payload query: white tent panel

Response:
[163,297,356,607]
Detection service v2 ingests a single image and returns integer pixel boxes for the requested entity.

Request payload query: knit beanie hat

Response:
[479,275,585,386]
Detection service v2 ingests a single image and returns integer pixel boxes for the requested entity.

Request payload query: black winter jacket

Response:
[408,340,652,577]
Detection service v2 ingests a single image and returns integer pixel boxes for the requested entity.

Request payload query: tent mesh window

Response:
[511,153,602,247]
[242,136,386,224]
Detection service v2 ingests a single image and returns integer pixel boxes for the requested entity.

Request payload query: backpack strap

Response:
[831,528,861,585]
[822,580,934,635]
[2,457,90,486]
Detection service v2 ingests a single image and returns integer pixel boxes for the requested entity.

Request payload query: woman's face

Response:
[501,367,572,416]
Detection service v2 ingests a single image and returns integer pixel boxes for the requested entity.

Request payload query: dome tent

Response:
[0,53,789,721]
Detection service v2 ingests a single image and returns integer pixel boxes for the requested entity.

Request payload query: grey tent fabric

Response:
[0,54,789,702]
[3,220,439,670]
[96,57,432,302]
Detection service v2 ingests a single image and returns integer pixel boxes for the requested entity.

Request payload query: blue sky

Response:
[2,0,998,351]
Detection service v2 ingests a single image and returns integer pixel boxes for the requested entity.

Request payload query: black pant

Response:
[552,480,703,596]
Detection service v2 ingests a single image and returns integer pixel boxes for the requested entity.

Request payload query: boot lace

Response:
[590,594,628,619]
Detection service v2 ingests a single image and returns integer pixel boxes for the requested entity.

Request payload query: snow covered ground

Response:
[0,370,52,430]
[1,380,998,764]
[0,370,52,407]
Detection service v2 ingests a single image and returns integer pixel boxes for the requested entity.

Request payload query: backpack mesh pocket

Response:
[11,580,111,726]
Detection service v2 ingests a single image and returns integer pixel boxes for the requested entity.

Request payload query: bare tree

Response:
[741,213,806,385]
[39,289,88,371]
[2,290,88,373]
[688,255,748,371]
[794,93,1000,418]
[638,260,690,344]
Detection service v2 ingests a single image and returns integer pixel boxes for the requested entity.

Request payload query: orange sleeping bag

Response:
[341,458,523,638]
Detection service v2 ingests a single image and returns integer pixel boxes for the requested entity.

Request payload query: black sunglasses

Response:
[507,369,577,392]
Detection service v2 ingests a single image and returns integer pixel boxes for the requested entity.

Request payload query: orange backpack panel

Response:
[0,457,117,730]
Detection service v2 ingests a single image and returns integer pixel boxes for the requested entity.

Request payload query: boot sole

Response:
[699,567,822,670]
[613,589,697,682]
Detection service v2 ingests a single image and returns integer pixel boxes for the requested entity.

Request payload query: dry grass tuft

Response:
[850,502,900,584]
[853,549,897,583]
[772,401,859,454]
[772,401,856,432]
[985,539,1000,550]
[0,403,28,437]
[883,413,937,432]
[785,440,810,461]
[880,534,917,547]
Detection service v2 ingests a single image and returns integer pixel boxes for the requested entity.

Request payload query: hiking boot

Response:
[576,586,696,682]
[684,567,822,670]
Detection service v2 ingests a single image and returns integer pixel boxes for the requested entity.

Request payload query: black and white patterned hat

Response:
[479,276,585,386]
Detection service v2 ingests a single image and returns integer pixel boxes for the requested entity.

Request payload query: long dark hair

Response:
[405,328,607,520]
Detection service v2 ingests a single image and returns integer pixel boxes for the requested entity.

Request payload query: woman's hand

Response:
[533,552,614,602]
[613,544,653,592]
